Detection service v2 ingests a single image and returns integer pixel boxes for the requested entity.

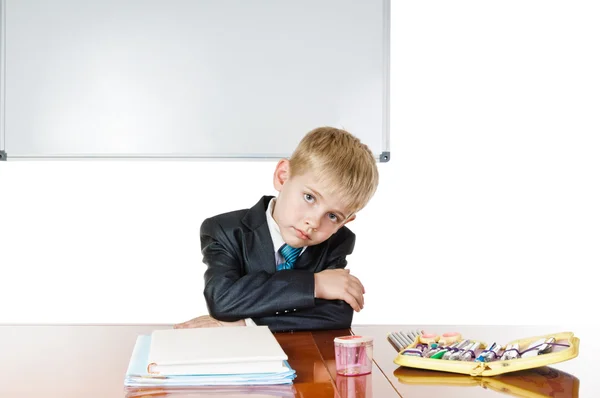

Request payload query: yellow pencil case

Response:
[393,331,579,376]
[393,366,580,398]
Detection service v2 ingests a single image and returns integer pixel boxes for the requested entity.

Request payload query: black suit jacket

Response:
[201,195,356,332]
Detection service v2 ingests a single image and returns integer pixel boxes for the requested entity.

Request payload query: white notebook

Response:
[147,326,288,376]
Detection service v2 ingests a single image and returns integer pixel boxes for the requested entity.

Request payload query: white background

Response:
[1,0,598,326]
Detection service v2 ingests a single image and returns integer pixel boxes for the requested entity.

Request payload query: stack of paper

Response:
[124,326,296,387]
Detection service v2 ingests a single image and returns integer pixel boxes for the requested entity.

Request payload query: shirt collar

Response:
[266,198,286,253]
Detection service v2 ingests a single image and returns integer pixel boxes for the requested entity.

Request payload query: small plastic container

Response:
[334,335,374,376]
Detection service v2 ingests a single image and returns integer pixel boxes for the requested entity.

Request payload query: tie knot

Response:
[279,244,302,266]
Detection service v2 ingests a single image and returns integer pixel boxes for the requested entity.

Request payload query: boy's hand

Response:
[173,315,246,329]
[314,269,365,312]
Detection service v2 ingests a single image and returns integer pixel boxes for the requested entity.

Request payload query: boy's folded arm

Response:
[203,257,316,321]
[201,224,317,321]
[201,218,358,323]
[252,298,354,332]
[251,241,356,331]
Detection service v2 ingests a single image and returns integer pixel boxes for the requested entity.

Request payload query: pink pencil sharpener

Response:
[334,335,374,376]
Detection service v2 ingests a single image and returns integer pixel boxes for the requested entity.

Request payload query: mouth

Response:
[293,228,310,240]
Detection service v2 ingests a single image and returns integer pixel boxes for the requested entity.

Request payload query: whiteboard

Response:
[0,0,390,161]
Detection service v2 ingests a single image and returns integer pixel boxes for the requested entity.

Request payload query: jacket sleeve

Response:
[251,233,356,332]
[202,217,315,321]
[252,298,353,332]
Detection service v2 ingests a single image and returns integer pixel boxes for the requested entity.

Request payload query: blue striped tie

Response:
[277,244,302,271]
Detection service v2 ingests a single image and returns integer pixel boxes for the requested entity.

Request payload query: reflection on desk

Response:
[394,366,579,397]
[336,374,372,398]
[125,384,296,398]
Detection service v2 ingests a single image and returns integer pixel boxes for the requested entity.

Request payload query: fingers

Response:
[343,291,362,312]
[349,285,364,310]
[324,269,365,311]
[344,269,365,294]
[340,277,365,312]
[350,274,366,294]
[174,318,198,328]
[347,275,365,308]
[173,315,218,329]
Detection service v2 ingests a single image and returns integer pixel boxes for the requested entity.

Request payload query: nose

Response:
[304,211,320,231]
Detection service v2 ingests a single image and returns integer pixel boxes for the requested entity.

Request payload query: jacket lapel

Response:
[242,196,277,274]
[294,242,327,272]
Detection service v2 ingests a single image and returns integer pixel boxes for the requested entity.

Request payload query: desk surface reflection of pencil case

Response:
[392,331,579,377]
[394,366,579,398]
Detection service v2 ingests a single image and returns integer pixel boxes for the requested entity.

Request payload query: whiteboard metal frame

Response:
[0,0,390,162]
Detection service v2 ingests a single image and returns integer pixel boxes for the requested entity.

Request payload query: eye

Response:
[328,213,339,222]
[304,193,315,203]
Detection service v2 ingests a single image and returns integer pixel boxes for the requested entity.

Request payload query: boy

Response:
[175,127,379,331]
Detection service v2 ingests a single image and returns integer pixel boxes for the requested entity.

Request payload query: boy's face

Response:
[272,160,356,248]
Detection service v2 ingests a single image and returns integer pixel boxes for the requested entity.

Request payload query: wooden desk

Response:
[0,325,396,398]
[0,325,594,397]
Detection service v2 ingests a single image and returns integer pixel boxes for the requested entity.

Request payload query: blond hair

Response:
[289,127,379,216]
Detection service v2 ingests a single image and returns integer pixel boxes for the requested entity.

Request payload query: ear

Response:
[273,159,291,192]
[342,214,356,226]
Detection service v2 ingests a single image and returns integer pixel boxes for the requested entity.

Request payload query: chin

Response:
[285,236,305,248]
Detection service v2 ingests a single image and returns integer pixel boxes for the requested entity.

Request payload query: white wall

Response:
[1,1,598,325]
